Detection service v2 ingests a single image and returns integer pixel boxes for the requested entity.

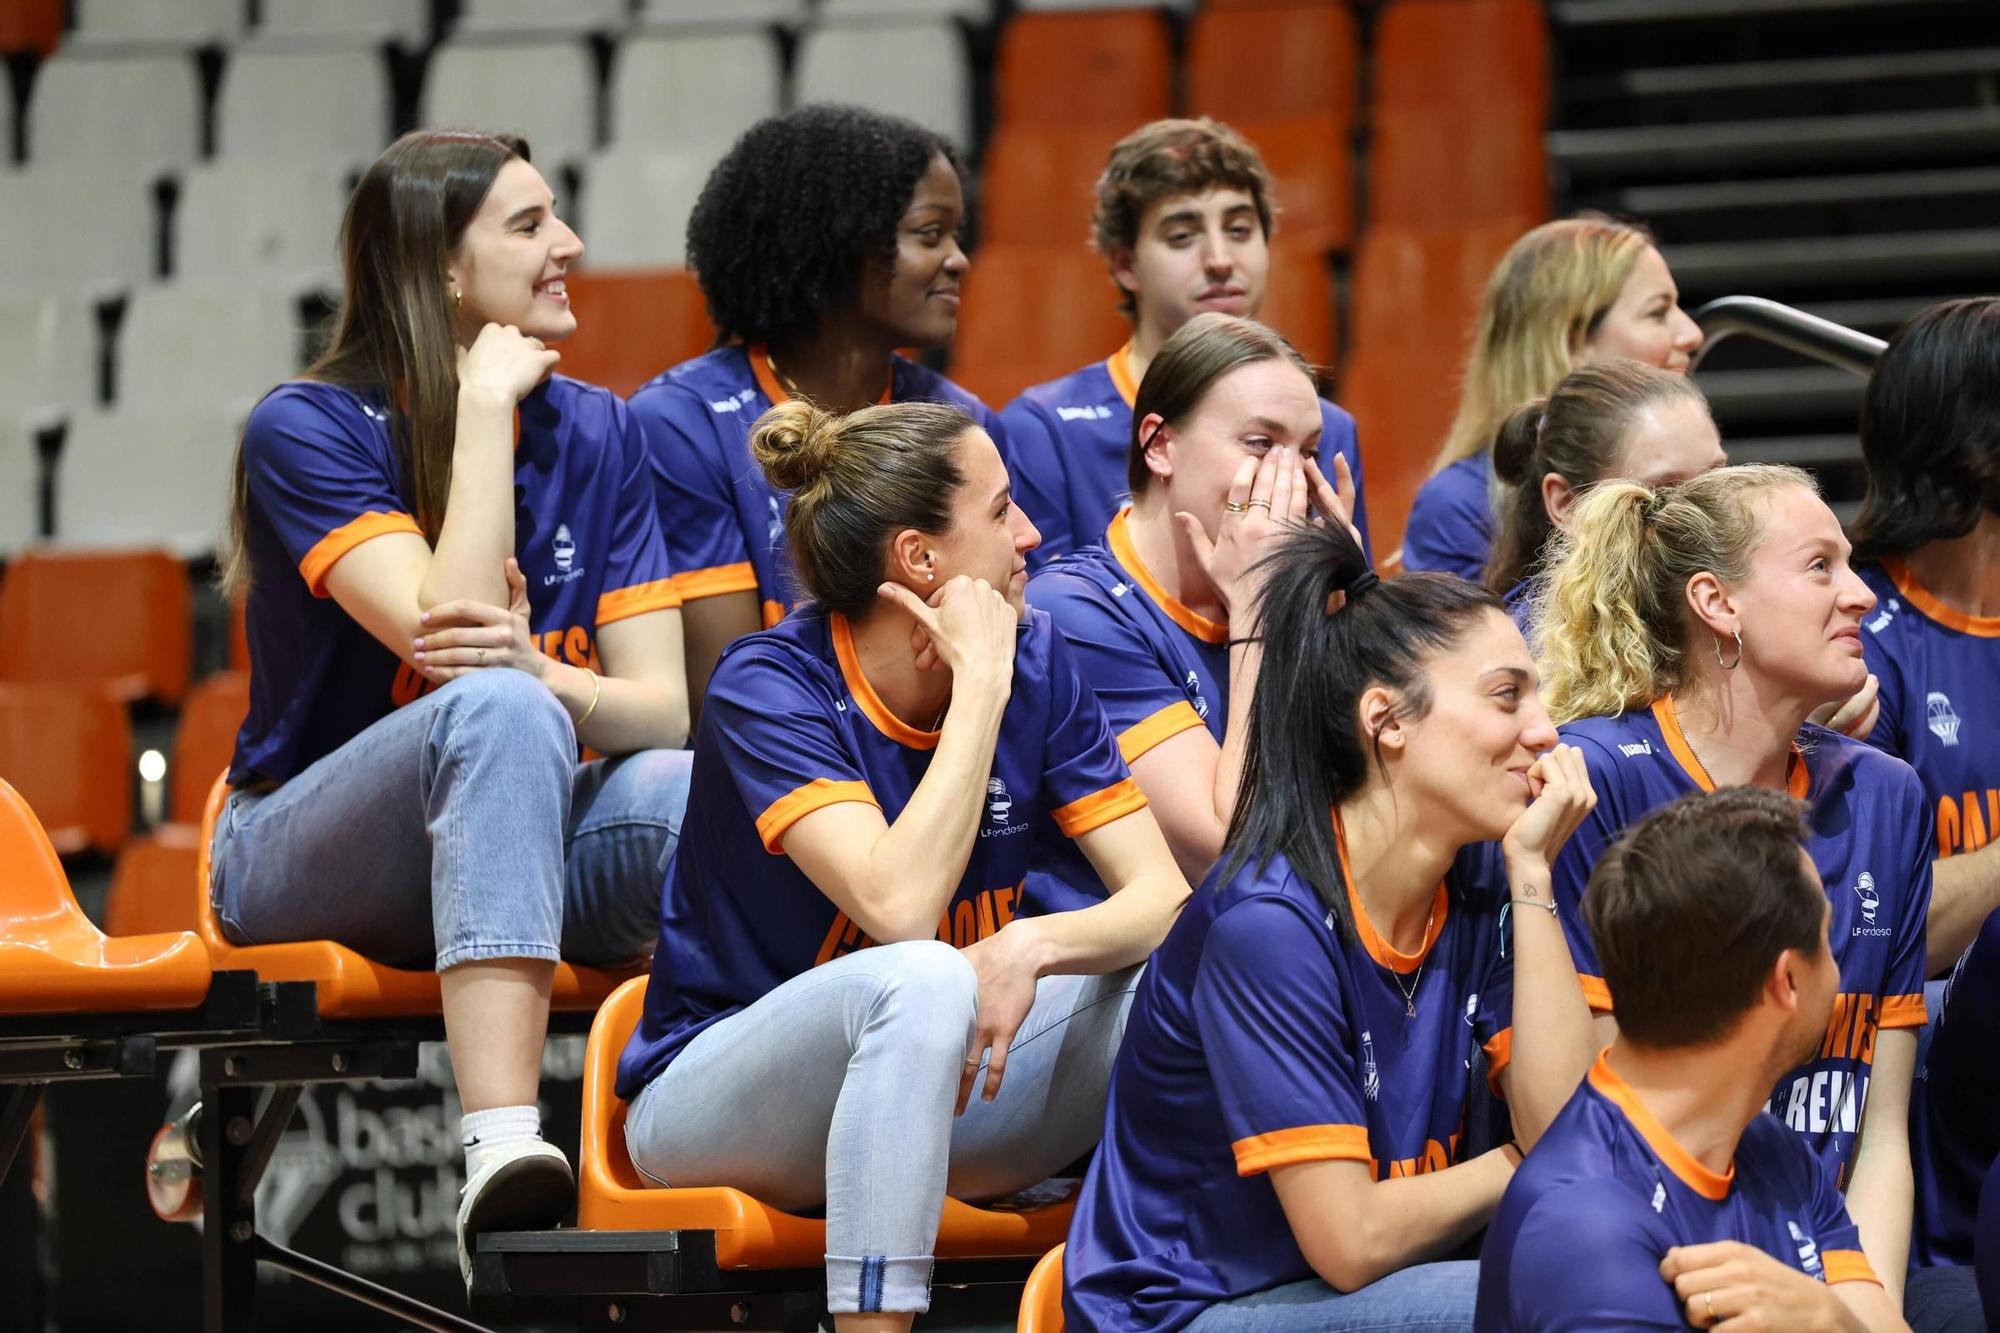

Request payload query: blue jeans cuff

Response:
[435,941,563,970]
[825,1254,933,1314]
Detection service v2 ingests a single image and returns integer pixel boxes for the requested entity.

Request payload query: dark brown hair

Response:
[1486,358,1711,593]
[1092,118,1277,319]
[1127,312,1312,495]
[1585,785,1826,1048]
[222,129,528,594]
[749,398,977,615]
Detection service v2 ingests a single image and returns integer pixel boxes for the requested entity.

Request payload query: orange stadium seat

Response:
[168,671,248,825]
[1372,0,1550,125]
[0,549,193,705]
[104,823,202,938]
[0,0,61,56]
[578,975,1074,1265]
[558,268,715,399]
[1351,221,1532,358]
[1261,239,1338,372]
[193,774,641,1018]
[1243,113,1354,253]
[981,126,1124,249]
[1187,3,1360,124]
[1369,114,1548,230]
[229,596,249,673]
[995,10,1171,131]
[0,778,211,1015]
[0,683,132,857]
[1339,350,1464,564]
[951,245,1129,407]
[1018,1243,1066,1333]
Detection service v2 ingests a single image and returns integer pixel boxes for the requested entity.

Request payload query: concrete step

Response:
[1694,365,1863,424]
[1549,107,2000,180]
[1723,434,1862,467]
[1618,165,2000,219]
[1662,228,2000,295]
[1553,0,1972,26]
[1581,45,2000,100]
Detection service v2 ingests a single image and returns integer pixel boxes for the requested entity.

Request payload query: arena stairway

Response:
[1546,0,2000,518]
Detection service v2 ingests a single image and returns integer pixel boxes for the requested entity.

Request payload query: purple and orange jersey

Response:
[1402,452,1495,579]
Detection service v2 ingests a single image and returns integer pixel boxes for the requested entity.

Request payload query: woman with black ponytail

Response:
[1063,525,1600,1331]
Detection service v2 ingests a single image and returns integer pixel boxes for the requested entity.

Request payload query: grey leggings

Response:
[623,939,1139,1315]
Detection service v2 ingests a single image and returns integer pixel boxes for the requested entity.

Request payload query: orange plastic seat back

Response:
[1339,350,1465,562]
[981,127,1123,249]
[1351,221,1534,358]
[582,975,654,1198]
[1188,4,1359,123]
[1261,240,1338,372]
[0,549,193,704]
[229,597,249,673]
[0,682,133,856]
[952,245,1129,407]
[1369,115,1548,230]
[170,671,249,824]
[0,0,60,55]
[105,824,203,937]
[997,11,1171,131]
[558,268,715,398]
[1018,1243,1065,1333]
[1242,113,1354,253]
[1373,0,1549,124]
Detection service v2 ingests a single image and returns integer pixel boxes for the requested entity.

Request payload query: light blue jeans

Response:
[209,670,692,969]
[623,940,1140,1315]
[1187,1264,1480,1331]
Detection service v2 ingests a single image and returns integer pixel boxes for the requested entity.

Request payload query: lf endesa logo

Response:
[980,776,1028,839]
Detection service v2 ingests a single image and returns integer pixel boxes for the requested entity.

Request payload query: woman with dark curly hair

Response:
[628,104,1001,727]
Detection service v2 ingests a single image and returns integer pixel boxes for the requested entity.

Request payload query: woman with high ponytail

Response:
[617,398,1190,1330]
[1533,464,1932,1304]
[1064,522,1601,1330]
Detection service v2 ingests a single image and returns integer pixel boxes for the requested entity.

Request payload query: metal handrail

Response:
[1690,295,1886,376]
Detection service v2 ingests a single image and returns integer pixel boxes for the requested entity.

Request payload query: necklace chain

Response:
[1388,899,1437,1018]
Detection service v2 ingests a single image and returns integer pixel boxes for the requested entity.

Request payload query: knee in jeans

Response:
[860,939,978,1046]
[435,670,574,769]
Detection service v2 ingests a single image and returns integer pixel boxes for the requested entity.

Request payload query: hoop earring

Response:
[1714,629,1743,671]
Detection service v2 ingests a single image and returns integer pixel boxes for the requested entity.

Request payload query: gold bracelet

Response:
[575,667,603,728]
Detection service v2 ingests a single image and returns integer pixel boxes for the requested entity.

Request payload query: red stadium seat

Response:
[1187,4,1360,125]
[0,0,60,56]
[981,126,1124,249]
[578,975,1075,1265]
[951,245,1129,408]
[104,823,203,938]
[0,683,132,857]
[193,774,641,1018]
[1241,113,1354,253]
[1017,1243,1066,1332]
[169,671,248,824]
[1372,0,1549,125]
[1338,350,1464,563]
[1351,221,1533,358]
[558,268,715,399]
[995,10,1171,132]
[1369,114,1548,230]
[0,549,192,705]
[1261,239,1339,372]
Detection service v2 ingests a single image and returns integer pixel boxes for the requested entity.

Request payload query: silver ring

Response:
[477,647,486,665]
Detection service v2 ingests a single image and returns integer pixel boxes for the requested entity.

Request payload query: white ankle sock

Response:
[461,1104,542,1181]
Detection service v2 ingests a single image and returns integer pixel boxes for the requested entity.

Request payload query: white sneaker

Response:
[456,1139,575,1287]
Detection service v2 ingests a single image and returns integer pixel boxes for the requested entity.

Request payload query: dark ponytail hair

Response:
[1221,524,1504,937]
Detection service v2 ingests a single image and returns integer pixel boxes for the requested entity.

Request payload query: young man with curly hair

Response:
[999,117,1369,570]
[627,104,1002,726]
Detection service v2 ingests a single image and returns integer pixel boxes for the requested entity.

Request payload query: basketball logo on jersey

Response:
[544,523,584,586]
[980,777,1027,840]
[1650,1181,1666,1213]
[1851,872,1879,928]
[1361,1030,1380,1103]
[1927,692,1961,747]
[1185,669,1209,720]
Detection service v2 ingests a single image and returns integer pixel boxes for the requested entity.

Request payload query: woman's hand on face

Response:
[1501,743,1598,876]
[878,575,1017,698]
[955,921,1043,1113]
[1808,672,1880,741]
[414,557,548,683]
[1304,452,1363,552]
[456,322,560,411]
[1176,445,1308,617]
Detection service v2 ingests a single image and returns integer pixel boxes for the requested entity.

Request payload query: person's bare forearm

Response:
[417,388,514,610]
[1925,842,2000,971]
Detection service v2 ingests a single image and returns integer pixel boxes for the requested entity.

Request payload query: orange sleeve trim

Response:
[1051,777,1149,838]
[1821,1250,1880,1287]
[299,510,423,596]
[754,779,879,854]
[1232,1123,1371,1177]
[1579,973,1614,1014]
[673,561,761,601]
[596,577,682,625]
[1118,701,1206,764]
[1881,992,1928,1029]
[1484,1027,1513,1098]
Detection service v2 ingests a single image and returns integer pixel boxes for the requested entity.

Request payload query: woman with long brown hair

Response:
[214,129,690,1279]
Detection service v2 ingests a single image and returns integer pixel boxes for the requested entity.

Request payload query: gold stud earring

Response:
[452,287,463,309]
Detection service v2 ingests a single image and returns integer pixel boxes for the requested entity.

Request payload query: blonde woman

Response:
[1401,214,1703,580]
[1531,464,1929,1304]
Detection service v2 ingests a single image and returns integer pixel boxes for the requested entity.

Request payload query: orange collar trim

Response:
[1107,342,1140,409]
[1588,1050,1734,1201]
[831,612,941,751]
[1883,558,2000,639]
[1652,696,1810,801]
[750,344,893,408]
[1106,507,1228,644]
[1332,808,1449,975]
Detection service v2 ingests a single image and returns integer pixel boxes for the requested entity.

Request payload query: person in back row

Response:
[1000,117,1368,570]
[627,104,1001,731]
[1027,313,1360,894]
[617,398,1190,1330]
[1532,465,1931,1301]
[1403,213,1703,580]
[1063,522,1601,1331]
[1476,786,1904,1332]
[215,130,692,1278]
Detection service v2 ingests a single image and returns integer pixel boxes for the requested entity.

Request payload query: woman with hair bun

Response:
[1534,464,1930,1303]
[1064,522,1600,1330]
[616,400,1190,1329]
[1403,214,1703,580]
